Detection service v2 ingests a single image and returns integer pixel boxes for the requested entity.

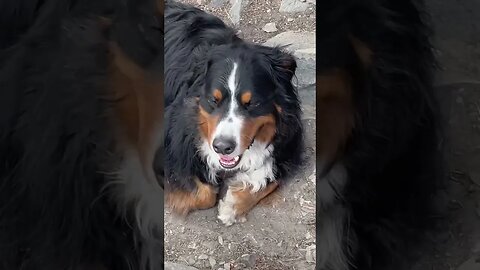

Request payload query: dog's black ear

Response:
[267,47,297,82]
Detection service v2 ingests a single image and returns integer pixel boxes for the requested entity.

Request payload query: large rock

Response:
[279,0,316,13]
[229,0,248,25]
[264,31,316,87]
[165,262,199,270]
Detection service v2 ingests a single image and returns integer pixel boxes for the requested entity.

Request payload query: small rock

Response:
[165,262,199,270]
[280,0,313,13]
[209,257,217,267]
[224,262,232,270]
[186,255,197,265]
[198,254,209,260]
[305,231,312,239]
[218,235,224,245]
[188,242,197,249]
[262,22,278,33]
[287,17,294,22]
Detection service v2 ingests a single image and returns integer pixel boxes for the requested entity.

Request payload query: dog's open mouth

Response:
[219,155,242,169]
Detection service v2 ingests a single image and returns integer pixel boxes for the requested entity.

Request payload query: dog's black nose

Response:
[212,137,236,155]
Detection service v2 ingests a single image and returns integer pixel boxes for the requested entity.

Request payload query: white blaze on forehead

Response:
[211,62,243,156]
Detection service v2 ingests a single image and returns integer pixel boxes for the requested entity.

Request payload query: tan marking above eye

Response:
[241,91,252,105]
[213,89,223,102]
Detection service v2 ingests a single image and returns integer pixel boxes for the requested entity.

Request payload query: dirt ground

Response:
[180,0,316,43]
[164,1,317,270]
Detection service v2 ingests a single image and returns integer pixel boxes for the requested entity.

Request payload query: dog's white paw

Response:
[218,189,242,226]
[217,198,236,226]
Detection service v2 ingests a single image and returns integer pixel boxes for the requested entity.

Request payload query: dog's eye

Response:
[208,97,218,106]
[244,101,260,109]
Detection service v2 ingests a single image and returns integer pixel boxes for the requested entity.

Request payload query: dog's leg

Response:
[218,181,279,226]
[166,178,217,216]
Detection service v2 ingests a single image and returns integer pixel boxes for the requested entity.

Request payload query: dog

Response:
[164,0,304,226]
[316,0,443,269]
[0,0,165,269]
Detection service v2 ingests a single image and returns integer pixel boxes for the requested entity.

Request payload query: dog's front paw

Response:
[217,198,237,226]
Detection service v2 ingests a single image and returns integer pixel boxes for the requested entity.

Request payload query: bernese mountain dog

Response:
[316,0,443,269]
[0,0,165,269]
[164,0,303,226]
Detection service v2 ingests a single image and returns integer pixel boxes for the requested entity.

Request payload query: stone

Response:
[264,31,316,87]
[209,257,217,267]
[186,255,197,265]
[165,262,199,270]
[280,0,315,13]
[229,0,249,25]
[209,0,229,8]
[218,235,224,245]
[198,254,209,260]
[262,22,278,33]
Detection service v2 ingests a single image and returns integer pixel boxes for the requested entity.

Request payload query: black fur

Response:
[164,0,303,193]
[317,0,443,269]
[0,0,164,269]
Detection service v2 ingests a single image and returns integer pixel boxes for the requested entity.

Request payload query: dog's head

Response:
[197,43,297,170]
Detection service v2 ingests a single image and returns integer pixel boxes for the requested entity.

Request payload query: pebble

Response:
[218,235,224,245]
[287,18,294,22]
[187,255,196,265]
[209,257,217,267]
[262,22,278,33]
[198,254,209,260]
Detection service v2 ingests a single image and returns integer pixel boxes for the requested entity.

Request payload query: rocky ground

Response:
[165,1,316,270]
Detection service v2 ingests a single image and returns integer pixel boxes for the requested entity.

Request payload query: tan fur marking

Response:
[109,43,163,185]
[166,178,217,215]
[231,181,279,217]
[241,91,252,105]
[213,89,223,102]
[316,69,355,166]
[240,115,276,149]
[199,105,220,143]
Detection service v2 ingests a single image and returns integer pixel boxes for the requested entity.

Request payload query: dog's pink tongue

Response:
[220,155,234,162]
